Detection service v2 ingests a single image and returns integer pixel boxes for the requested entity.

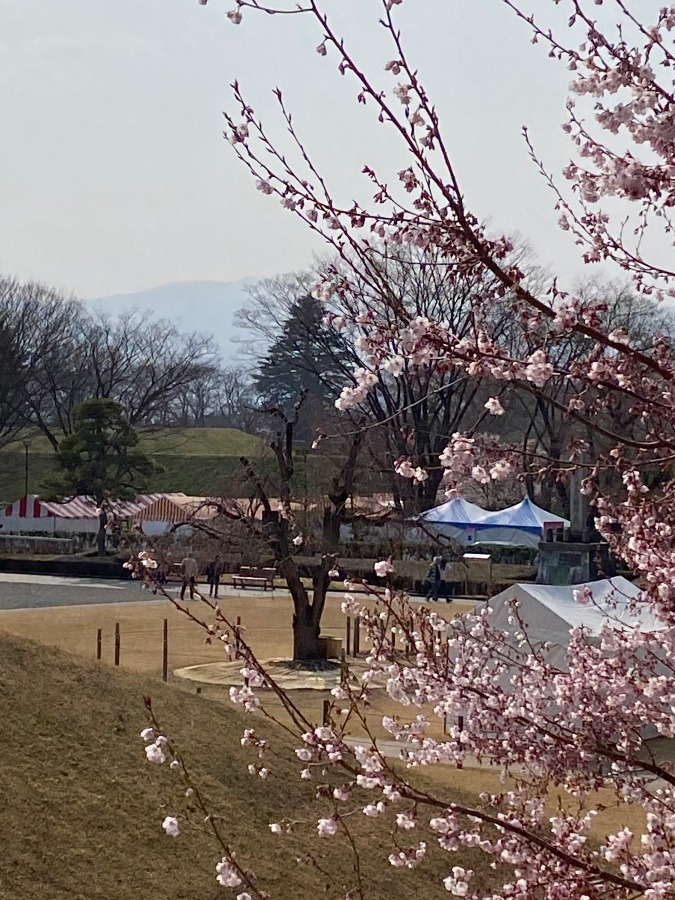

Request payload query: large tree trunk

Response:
[322,508,342,552]
[279,556,332,662]
[292,609,323,661]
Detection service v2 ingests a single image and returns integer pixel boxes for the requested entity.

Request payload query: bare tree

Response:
[81,310,221,426]
[174,365,261,431]
[0,277,227,446]
[505,281,675,513]
[0,283,28,449]
[0,278,90,449]
[238,249,520,513]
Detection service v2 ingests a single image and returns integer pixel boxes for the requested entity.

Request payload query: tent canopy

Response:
[488,577,662,668]
[133,494,217,524]
[418,495,570,549]
[414,496,488,545]
[3,495,53,519]
[475,577,665,701]
[478,497,569,533]
[3,493,159,520]
[419,497,488,525]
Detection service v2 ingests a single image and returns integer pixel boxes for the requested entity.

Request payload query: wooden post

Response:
[340,648,346,681]
[114,622,120,666]
[322,699,330,727]
[96,628,102,661]
[235,616,242,659]
[345,617,351,657]
[353,617,360,656]
[162,618,168,682]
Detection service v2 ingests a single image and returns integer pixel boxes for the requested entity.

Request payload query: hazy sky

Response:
[0,0,630,298]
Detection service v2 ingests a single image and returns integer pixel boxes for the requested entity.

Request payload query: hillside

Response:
[0,633,494,900]
[0,428,264,501]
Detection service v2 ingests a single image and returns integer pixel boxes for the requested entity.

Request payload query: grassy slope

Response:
[0,429,263,500]
[0,633,498,900]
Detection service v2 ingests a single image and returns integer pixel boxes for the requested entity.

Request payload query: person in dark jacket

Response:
[425,555,446,602]
[206,554,223,599]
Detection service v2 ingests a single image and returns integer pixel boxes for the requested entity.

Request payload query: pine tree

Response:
[254,294,346,412]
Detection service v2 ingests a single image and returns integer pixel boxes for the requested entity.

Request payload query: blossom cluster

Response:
[181,1,675,896]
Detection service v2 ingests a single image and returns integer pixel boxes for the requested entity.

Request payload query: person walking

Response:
[425,555,445,602]
[180,551,199,600]
[206,554,222,599]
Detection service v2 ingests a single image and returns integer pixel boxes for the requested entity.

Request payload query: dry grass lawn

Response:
[0,632,505,900]
[0,592,473,676]
[0,591,648,895]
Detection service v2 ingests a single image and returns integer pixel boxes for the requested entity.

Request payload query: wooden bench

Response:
[232,566,276,591]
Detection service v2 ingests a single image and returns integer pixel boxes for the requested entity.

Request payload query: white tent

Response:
[420,496,570,549]
[0,493,157,534]
[487,577,663,670]
[415,497,488,543]
[475,497,569,548]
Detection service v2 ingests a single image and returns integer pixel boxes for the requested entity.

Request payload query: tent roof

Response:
[132,494,218,523]
[39,495,158,519]
[419,496,488,525]
[3,493,172,520]
[39,497,99,519]
[3,494,54,518]
[479,497,569,531]
[488,576,662,638]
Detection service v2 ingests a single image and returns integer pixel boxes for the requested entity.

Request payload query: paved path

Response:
[0,572,473,613]
[0,573,156,611]
[0,574,310,612]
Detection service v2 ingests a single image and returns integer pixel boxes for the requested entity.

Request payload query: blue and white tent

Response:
[473,497,569,549]
[416,497,488,543]
[419,496,570,549]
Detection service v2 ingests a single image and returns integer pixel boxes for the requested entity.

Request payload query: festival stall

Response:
[418,496,569,549]
[415,496,488,543]
[1,494,97,534]
[1,494,155,534]
[485,576,662,672]
[130,493,218,535]
[470,497,569,549]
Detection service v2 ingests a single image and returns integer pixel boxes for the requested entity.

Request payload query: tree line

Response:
[4,257,671,522]
[0,276,258,450]
[235,249,675,516]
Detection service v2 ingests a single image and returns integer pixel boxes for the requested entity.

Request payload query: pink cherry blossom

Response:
[184,3,675,896]
[317,816,338,837]
[161,816,180,838]
[484,397,504,415]
[254,179,273,195]
[215,859,242,888]
[374,559,395,578]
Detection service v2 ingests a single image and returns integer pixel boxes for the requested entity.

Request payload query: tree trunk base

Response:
[276,658,340,672]
[292,621,324,662]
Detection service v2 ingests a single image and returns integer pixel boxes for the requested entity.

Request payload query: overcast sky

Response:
[0,0,632,298]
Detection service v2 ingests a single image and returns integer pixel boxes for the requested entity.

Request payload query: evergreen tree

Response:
[45,399,155,554]
[253,294,346,412]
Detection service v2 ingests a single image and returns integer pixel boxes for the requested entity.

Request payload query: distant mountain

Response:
[85,278,257,356]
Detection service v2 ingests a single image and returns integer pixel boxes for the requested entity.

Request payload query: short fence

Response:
[93,609,464,755]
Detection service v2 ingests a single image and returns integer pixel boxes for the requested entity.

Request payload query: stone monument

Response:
[536,468,615,585]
